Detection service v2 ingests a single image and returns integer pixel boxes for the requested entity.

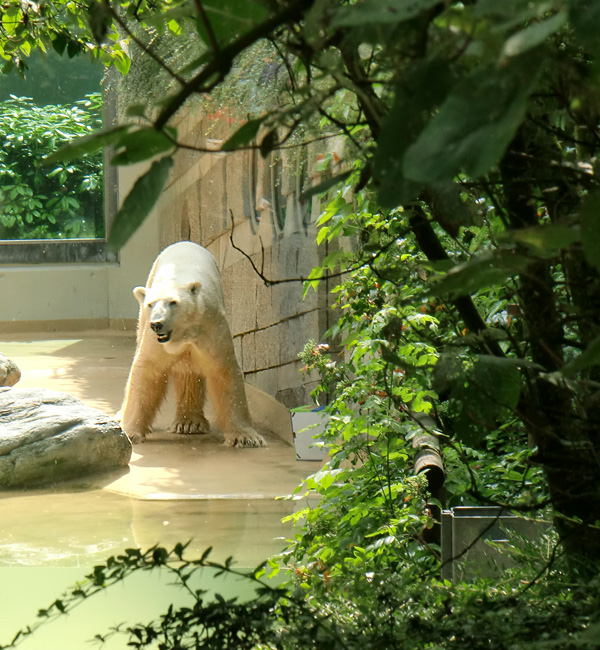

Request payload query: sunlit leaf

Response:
[110,128,175,166]
[44,125,134,164]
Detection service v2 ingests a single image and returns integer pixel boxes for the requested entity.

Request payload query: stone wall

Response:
[153,104,342,408]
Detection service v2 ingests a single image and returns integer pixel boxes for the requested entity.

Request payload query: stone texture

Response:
[0,387,131,489]
[0,354,20,387]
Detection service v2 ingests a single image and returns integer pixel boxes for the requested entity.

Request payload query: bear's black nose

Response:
[150,321,163,333]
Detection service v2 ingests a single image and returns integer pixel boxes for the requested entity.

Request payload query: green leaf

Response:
[259,129,277,158]
[502,11,567,58]
[581,191,600,272]
[108,156,174,250]
[332,0,442,27]
[404,54,543,183]
[110,129,174,166]
[373,58,454,207]
[43,125,134,164]
[426,182,481,230]
[432,349,464,397]
[195,0,268,49]
[452,355,522,448]
[88,1,113,43]
[125,103,147,118]
[431,250,530,299]
[302,266,324,298]
[571,0,600,55]
[52,33,68,56]
[220,117,266,151]
[562,334,600,377]
[499,224,580,256]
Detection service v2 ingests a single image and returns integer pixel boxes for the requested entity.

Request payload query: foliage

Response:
[2,541,600,650]
[0,0,132,75]
[0,94,103,239]
[3,0,600,648]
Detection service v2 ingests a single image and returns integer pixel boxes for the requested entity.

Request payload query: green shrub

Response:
[0,93,103,240]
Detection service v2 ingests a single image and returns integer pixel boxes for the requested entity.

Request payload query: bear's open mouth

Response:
[157,331,172,343]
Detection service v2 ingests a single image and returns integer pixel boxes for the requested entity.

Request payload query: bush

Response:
[0,93,103,240]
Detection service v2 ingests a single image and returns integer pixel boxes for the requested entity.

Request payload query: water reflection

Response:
[0,488,293,567]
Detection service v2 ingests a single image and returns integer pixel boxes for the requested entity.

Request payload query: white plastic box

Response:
[290,406,329,461]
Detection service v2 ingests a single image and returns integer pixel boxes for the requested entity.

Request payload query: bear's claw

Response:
[174,419,210,435]
[128,431,146,444]
[224,430,266,448]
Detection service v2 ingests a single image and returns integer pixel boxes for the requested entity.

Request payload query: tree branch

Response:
[154,0,316,130]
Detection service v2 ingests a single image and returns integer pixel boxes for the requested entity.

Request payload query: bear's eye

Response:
[147,301,155,309]
[169,300,177,307]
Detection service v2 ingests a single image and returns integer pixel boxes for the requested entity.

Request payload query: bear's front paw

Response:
[174,418,210,435]
[127,431,146,444]
[224,428,266,448]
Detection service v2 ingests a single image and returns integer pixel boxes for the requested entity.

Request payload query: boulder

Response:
[0,354,21,387]
[0,387,131,489]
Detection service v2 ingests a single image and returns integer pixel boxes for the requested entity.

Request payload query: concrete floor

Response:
[0,331,322,567]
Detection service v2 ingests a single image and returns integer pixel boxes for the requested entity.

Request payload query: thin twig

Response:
[193,0,220,55]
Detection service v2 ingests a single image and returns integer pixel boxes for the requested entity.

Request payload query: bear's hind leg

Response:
[205,367,266,448]
[171,366,210,435]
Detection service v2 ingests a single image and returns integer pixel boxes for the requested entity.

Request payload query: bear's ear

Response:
[133,286,146,305]
[188,281,201,296]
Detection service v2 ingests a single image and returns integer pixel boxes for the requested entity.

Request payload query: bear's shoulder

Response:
[154,242,219,279]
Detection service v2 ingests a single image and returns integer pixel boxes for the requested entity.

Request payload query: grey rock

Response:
[0,354,21,387]
[0,387,131,488]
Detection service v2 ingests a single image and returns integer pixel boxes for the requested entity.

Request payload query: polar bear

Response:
[119,241,265,448]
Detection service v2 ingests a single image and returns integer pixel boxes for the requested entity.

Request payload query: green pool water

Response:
[0,565,274,650]
[0,488,293,649]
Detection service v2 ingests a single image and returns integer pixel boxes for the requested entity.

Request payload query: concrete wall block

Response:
[198,159,227,244]
[254,325,280,370]
[220,266,234,323]
[277,360,305,398]
[240,331,256,373]
[227,218,258,261]
[172,147,201,185]
[279,311,320,365]
[225,151,248,220]
[276,384,317,410]
[233,334,242,369]
[256,251,278,331]
[278,148,293,196]
[226,259,258,335]
[246,368,278,397]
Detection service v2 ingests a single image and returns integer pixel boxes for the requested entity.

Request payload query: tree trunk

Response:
[501,137,600,573]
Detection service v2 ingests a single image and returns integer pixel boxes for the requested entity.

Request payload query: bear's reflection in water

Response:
[0,487,292,567]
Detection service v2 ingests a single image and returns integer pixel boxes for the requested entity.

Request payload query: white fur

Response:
[119,241,265,448]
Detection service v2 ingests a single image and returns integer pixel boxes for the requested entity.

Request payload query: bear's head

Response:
[134,281,201,344]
